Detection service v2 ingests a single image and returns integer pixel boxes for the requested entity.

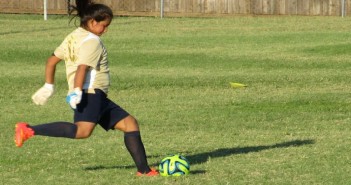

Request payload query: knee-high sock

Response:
[29,122,77,138]
[124,131,151,173]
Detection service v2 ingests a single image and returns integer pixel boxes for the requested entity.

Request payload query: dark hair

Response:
[69,0,113,27]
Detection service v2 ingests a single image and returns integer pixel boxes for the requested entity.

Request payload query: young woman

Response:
[15,0,158,176]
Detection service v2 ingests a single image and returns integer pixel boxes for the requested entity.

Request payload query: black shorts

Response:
[74,89,129,131]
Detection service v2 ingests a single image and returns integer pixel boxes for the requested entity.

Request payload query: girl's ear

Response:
[86,19,97,30]
[87,19,94,26]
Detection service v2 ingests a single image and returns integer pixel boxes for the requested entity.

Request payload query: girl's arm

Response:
[31,55,61,106]
[74,64,89,90]
[66,64,88,109]
[45,55,62,84]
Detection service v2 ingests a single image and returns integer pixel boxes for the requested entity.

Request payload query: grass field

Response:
[1,14,351,184]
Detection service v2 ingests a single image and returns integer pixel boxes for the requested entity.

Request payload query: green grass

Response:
[1,14,351,184]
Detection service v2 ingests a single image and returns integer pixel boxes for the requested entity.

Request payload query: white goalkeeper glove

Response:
[66,88,83,109]
[31,83,54,105]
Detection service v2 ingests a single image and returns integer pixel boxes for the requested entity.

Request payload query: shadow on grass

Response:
[186,139,315,164]
[84,139,314,171]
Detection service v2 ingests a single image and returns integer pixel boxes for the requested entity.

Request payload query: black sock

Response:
[124,131,151,173]
[29,122,77,139]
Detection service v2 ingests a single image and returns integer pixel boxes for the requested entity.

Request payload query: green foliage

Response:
[1,14,351,184]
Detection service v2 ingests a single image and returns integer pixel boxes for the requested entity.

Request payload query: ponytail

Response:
[68,0,113,27]
[75,0,93,18]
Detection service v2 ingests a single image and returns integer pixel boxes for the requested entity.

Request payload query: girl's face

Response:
[87,19,111,36]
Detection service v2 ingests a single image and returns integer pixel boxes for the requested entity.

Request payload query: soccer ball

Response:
[158,154,190,176]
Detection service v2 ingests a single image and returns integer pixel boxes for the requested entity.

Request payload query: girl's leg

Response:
[15,121,96,147]
[115,115,154,175]
[74,121,96,139]
[30,122,77,138]
[31,121,96,139]
[114,115,139,132]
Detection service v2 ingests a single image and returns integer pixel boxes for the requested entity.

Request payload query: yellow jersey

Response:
[54,27,110,94]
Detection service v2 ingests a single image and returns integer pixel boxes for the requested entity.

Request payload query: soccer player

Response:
[14,0,158,177]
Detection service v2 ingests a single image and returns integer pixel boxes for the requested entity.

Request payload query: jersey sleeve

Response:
[76,38,102,68]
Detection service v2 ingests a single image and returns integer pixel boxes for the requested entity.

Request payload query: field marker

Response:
[230,82,247,88]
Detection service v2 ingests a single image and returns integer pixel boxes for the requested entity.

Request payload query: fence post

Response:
[160,0,164,18]
[67,0,71,15]
[44,0,47,20]
[341,0,346,17]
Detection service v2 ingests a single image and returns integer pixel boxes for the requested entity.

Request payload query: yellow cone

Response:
[230,82,247,88]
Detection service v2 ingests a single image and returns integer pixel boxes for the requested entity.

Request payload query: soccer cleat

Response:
[136,168,159,177]
[15,122,34,147]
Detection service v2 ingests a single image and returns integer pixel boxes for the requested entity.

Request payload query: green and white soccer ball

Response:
[158,154,190,176]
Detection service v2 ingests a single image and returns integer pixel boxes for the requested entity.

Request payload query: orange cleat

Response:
[15,122,34,147]
[136,168,159,177]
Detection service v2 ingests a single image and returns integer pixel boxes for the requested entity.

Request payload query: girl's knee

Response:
[75,122,95,139]
[115,115,140,132]
[75,130,92,139]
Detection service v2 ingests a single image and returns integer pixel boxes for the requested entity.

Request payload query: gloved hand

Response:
[31,83,54,105]
[66,88,83,109]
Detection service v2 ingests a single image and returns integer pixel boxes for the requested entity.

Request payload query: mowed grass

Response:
[1,14,351,184]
